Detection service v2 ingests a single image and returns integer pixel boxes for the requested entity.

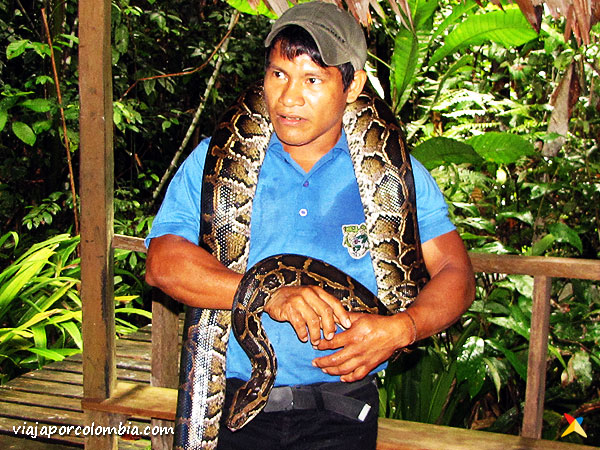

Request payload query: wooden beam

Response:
[522,275,553,439]
[113,235,146,252]
[82,382,177,421]
[151,292,180,389]
[81,390,600,450]
[469,252,600,280]
[377,418,596,450]
[151,290,180,450]
[112,234,600,282]
[78,0,116,448]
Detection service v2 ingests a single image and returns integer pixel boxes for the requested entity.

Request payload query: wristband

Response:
[403,309,418,346]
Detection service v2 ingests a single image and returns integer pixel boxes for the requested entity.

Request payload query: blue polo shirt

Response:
[146,132,454,386]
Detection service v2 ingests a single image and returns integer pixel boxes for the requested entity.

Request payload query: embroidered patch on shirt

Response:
[342,223,369,259]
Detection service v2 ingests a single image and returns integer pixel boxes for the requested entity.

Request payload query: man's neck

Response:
[287,151,323,173]
[280,130,343,173]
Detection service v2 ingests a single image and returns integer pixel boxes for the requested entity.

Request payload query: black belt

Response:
[262,375,375,422]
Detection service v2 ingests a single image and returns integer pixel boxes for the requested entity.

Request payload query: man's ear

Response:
[346,70,368,103]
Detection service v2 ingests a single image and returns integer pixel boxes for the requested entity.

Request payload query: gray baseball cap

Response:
[264,2,367,71]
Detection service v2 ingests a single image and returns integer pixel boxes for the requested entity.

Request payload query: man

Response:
[145,2,475,449]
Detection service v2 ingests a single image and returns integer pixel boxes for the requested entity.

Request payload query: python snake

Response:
[174,83,429,449]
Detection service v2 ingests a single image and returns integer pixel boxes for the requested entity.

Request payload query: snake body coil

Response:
[227,253,390,430]
[173,84,428,449]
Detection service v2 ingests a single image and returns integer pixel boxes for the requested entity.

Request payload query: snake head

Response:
[225,382,268,431]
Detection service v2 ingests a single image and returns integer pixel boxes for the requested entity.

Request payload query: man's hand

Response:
[264,286,352,346]
[312,312,414,382]
[311,230,475,383]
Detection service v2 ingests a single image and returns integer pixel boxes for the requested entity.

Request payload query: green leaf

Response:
[27,347,80,361]
[144,78,156,97]
[488,316,530,340]
[31,325,47,349]
[0,231,18,250]
[0,247,55,319]
[6,40,29,59]
[411,0,439,31]
[467,132,535,164]
[391,27,420,109]
[115,307,152,320]
[35,75,54,85]
[482,357,502,399]
[20,281,76,325]
[12,121,36,146]
[226,0,277,18]
[412,137,484,169]
[21,98,53,113]
[432,0,478,41]
[27,348,64,361]
[33,119,53,134]
[497,211,534,225]
[487,338,528,380]
[529,233,556,256]
[59,321,83,349]
[547,222,583,253]
[427,54,474,115]
[0,310,58,344]
[114,24,129,54]
[59,33,79,45]
[428,363,456,423]
[456,336,486,398]
[0,108,7,132]
[429,6,538,67]
[474,241,516,254]
[149,12,167,31]
[566,351,593,389]
[113,107,122,126]
[457,217,496,233]
[28,42,50,58]
[507,274,533,298]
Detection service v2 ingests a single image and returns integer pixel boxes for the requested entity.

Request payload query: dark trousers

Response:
[216,377,379,450]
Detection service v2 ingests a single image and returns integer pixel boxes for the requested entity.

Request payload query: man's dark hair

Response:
[265,25,355,91]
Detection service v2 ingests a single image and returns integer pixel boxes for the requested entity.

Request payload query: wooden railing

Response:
[83,234,600,450]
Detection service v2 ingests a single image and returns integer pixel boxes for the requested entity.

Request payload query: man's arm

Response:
[145,234,242,309]
[312,230,475,382]
[146,234,352,336]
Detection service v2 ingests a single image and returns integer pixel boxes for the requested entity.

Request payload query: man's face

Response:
[264,43,350,156]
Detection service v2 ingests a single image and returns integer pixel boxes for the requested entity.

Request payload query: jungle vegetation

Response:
[0,0,598,444]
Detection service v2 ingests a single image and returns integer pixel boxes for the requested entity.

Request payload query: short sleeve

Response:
[411,155,455,243]
[145,138,211,248]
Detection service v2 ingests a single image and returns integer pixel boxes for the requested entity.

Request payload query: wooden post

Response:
[522,275,552,439]
[79,0,116,448]
[151,290,180,450]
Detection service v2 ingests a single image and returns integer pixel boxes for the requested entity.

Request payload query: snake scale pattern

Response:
[173,83,429,449]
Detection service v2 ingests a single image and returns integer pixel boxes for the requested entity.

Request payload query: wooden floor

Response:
[0,327,163,449]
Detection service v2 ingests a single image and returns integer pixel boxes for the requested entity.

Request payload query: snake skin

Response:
[173,83,429,449]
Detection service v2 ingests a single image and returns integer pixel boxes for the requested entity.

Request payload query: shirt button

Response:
[303,181,309,187]
[299,208,308,217]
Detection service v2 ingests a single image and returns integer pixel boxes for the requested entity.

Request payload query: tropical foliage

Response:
[0,232,149,383]
[0,0,598,444]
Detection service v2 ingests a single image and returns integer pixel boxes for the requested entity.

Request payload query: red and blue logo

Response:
[561,413,587,439]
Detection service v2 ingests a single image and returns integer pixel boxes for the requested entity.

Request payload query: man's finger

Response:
[312,286,352,329]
